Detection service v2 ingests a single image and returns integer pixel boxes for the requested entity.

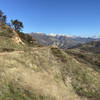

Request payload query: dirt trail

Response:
[0,51,24,55]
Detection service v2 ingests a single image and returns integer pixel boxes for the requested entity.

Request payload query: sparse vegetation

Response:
[51,47,100,99]
[18,31,39,46]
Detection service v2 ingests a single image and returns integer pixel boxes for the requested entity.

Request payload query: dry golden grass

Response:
[0,25,100,100]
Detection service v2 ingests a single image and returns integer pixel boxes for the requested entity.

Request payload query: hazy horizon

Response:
[30,32,100,38]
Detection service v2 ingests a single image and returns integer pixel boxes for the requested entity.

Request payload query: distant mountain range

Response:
[30,32,100,49]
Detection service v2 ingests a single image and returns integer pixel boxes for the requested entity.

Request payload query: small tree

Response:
[0,10,3,17]
[11,19,24,32]
[3,15,7,24]
[0,10,7,24]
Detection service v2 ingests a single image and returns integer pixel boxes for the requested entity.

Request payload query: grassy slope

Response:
[0,25,100,100]
[53,48,100,100]
[65,48,100,99]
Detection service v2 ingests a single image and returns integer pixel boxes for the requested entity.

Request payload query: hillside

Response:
[0,24,39,52]
[69,41,100,53]
[0,24,100,100]
[30,32,100,49]
[65,41,100,71]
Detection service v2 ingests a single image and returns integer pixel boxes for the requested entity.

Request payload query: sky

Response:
[0,0,100,37]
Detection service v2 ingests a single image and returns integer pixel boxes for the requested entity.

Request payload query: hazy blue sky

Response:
[0,0,100,36]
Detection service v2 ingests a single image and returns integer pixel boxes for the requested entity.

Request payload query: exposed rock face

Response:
[12,34,24,44]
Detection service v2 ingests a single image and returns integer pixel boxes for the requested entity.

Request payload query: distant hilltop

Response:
[30,32,100,49]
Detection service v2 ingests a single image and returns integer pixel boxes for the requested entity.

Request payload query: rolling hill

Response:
[0,24,100,100]
[69,41,100,53]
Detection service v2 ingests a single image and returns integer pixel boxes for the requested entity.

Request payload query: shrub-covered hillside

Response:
[0,23,100,100]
